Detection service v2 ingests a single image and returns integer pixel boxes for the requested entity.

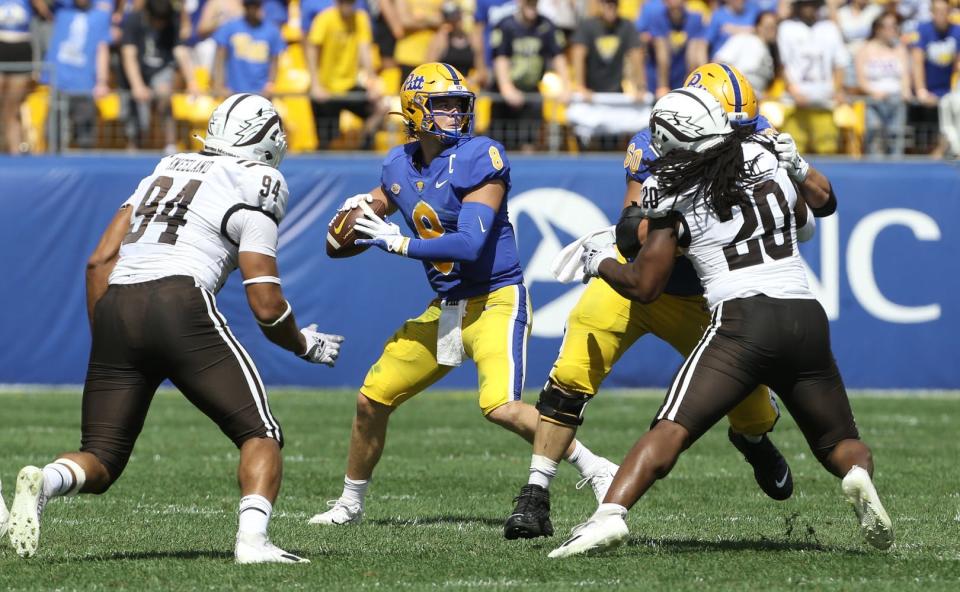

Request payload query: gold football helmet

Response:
[684,63,758,125]
[400,62,475,142]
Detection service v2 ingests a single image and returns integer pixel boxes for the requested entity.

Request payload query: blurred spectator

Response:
[538,0,583,41]
[261,0,288,27]
[855,12,910,155]
[835,0,883,50]
[426,1,485,87]
[911,0,960,156]
[570,0,642,97]
[646,0,707,98]
[778,0,849,153]
[121,0,194,152]
[306,0,386,148]
[566,0,646,148]
[42,0,111,149]
[491,0,568,151]
[472,0,514,83]
[180,0,209,46]
[394,0,444,80]
[212,0,285,94]
[369,0,405,71]
[714,10,779,95]
[896,0,929,36]
[197,0,243,40]
[911,0,959,104]
[1,0,50,153]
[706,0,760,59]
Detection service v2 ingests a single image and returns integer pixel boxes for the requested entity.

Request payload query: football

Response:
[326,199,388,258]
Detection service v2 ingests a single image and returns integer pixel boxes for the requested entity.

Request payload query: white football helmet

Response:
[649,87,733,156]
[201,94,288,167]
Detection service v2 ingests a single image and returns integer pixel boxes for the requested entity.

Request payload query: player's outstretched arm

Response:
[597,217,679,303]
[86,205,132,327]
[355,180,505,262]
[239,252,344,366]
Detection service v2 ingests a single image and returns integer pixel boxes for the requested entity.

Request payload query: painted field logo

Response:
[508,188,611,338]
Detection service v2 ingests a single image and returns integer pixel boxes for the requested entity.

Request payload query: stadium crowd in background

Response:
[2,0,960,156]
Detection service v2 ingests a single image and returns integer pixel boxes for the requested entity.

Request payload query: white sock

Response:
[42,463,76,499]
[527,454,559,489]
[341,477,369,507]
[238,495,272,536]
[567,441,604,477]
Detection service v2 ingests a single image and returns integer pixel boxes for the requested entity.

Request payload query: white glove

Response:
[337,193,374,213]
[299,324,344,366]
[774,133,809,183]
[353,212,410,255]
[580,234,617,282]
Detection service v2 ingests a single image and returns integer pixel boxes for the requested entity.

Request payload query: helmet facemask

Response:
[415,92,475,144]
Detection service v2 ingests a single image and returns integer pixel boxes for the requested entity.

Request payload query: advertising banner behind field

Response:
[1,155,957,389]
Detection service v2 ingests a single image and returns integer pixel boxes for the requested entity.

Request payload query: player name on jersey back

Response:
[640,142,815,310]
[109,152,288,294]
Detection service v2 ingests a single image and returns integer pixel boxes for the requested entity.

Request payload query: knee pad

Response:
[535,381,592,427]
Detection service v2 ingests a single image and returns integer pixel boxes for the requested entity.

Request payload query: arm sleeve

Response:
[121,14,139,46]
[308,11,327,45]
[404,201,496,263]
[490,26,510,58]
[225,208,280,257]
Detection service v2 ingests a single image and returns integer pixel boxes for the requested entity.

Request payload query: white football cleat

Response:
[0,476,9,540]
[308,499,363,526]
[576,459,620,504]
[548,504,629,558]
[235,532,310,564]
[8,466,47,558]
[842,465,894,550]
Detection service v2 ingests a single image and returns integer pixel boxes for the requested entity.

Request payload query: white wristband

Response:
[256,300,292,327]
[243,276,282,286]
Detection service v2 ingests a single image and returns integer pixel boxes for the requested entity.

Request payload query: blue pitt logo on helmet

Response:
[684,63,758,126]
[400,62,475,144]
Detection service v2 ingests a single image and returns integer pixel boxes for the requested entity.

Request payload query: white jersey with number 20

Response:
[109,152,289,293]
[639,142,815,310]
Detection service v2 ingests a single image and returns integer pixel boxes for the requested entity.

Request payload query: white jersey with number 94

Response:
[109,152,289,293]
[639,142,815,310]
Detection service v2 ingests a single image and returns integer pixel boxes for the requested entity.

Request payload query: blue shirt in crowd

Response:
[213,17,286,93]
[705,1,759,57]
[911,21,960,96]
[41,5,112,92]
[0,0,33,34]
[640,4,705,92]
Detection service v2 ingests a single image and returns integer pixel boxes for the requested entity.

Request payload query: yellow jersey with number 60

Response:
[379,135,523,299]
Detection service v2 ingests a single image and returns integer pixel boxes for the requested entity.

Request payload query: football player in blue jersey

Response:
[308,62,618,527]
[504,63,833,539]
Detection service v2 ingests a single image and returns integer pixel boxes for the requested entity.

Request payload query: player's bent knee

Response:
[356,392,394,421]
[535,381,592,427]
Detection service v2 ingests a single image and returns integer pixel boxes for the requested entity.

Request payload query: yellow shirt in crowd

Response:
[308,7,373,94]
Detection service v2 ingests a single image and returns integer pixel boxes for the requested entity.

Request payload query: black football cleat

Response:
[504,484,554,539]
[728,428,794,501]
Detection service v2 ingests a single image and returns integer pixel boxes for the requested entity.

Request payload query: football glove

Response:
[774,133,810,183]
[354,213,410,255]
[337,193,374,212]
[299,324,344,366]
[580,234,617,282]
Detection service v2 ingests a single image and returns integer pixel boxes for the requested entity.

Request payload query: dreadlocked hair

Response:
[644,125,763,219]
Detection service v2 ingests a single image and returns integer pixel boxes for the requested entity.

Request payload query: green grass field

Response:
[0,389,958,591]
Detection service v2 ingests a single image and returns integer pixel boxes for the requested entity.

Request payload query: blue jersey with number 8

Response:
[380,136,524,299]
